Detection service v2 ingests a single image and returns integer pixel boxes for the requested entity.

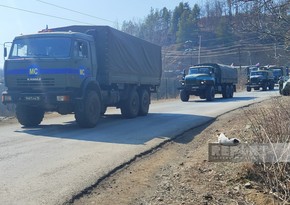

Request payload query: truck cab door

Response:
[73,40,92,79]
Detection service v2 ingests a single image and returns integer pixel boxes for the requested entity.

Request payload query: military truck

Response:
[246,70,275,92]
[263,65,288,84]
[2,26,162,128]
[178,63,238,101]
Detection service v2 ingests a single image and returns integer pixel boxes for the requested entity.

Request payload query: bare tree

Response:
[234,0,290,47]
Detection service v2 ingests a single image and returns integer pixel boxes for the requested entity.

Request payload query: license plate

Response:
[24,96,41,101]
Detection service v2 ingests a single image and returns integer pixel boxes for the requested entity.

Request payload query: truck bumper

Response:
[2,90,75,107]
[179,85,207,95]
[246,83,262,88]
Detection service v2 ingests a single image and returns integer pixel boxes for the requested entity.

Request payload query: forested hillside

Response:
[1,0,289,116]
[121,0,289,69]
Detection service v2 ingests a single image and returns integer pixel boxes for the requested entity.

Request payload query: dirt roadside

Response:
[71,97,288,205]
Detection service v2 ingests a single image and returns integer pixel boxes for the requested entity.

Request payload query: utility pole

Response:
[198,35,201,64]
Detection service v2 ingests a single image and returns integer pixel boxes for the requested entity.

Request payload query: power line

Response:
[164,43,283,58]
[35,0,115,23]
[0,4,93,25]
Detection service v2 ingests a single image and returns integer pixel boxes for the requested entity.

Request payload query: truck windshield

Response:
[9,37,71,59]
[189,67,211,74]
[273,69,282,76]
[251,71,267,76]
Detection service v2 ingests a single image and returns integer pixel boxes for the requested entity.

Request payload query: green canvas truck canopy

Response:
[49,25,162,86]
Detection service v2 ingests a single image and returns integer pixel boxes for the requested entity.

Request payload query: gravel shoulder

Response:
[71,97,285,205]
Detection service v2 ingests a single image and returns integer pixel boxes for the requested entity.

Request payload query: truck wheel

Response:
[206,86,215,101]
[121,89,140,118]
[16,104,44,127]
[282,90,289,96]
[262,83,267,91]
[138,89,150,116]
[246,86,251,92]
[75,90,101,128]
[199,95,206,99]
[269,83,274,90]
[222,85,230,98]
[180,90,189,102]
[229,85,234,98]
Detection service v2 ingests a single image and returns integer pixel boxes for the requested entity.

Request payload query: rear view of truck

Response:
[2,26,162,128]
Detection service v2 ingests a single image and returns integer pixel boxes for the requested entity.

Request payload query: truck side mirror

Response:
[4,47,7,58]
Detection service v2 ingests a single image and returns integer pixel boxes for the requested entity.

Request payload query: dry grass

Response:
[243,97,290,204]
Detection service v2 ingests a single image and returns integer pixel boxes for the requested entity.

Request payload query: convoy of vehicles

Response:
[1,26,162,128]
[1,25,289,127]
[178,63,238,101]
[246,65,289,92]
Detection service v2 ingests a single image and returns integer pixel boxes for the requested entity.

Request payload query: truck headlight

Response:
[57,95,70,102]
[2,95,12,102]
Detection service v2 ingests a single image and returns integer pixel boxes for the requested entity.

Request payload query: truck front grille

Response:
[16,78,55,87]
[186,79,198,85]
[250,78,259,83]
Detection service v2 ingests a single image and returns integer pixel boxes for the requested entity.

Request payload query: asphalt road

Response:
[0,90,278,205]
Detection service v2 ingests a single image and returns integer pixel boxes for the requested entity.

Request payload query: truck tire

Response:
[269,82,274,90]
[199,95,206,99]
[229,85,234,98]
[262,83,267,91]
[16,104,44,127]
[121,89,140,118]
[246,86,251,92]
[138,89,150,116]
[180,90,189,102]
[206,86,215,101]
[282,90,289,96]
[222,85,230,98]
[75,90,101,128]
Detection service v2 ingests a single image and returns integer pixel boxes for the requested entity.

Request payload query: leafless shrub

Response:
[243,97,290,203]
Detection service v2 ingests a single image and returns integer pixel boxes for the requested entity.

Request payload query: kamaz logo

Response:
[29,68,39,75]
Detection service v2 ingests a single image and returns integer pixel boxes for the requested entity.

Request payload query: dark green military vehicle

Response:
[178,63,238,101]
[2,26,162,128]
[246,70,275,92]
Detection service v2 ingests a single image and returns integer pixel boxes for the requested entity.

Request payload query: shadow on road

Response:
[15,113,214,145]
[190,96,257,103]
[173,119,215,144]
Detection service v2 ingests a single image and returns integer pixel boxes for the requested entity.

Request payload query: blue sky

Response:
[0,0,202,66]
